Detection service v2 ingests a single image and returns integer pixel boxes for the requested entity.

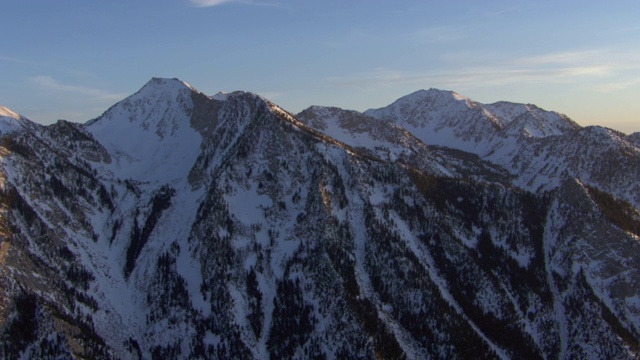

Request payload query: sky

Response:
[1,0,639,134]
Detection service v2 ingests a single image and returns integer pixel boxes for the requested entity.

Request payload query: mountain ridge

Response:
[300,89,639,208]
[1,78,639,359]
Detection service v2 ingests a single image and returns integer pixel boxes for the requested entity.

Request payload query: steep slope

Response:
[296,105,512,183]
[0,106,38,135]
[483,101,579,138]
[500,126,640,205]
[1,80,639,359]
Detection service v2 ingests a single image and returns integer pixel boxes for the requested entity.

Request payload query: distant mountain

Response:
[302,89,639,207]
[1,79,639,359]
[362,89,579,151]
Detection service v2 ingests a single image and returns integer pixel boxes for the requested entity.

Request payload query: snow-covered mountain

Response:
[303,89,639,207]
[362,89,580,152]
[1,79,639,359]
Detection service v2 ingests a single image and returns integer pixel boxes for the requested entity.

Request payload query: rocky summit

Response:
[1,78,639,359]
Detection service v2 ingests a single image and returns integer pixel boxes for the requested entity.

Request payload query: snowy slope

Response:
[364,89,504,154]
[501,126,640,206]
[296,105,445,170]
[85,78,207,183]
[297,105,512,183]
[484,101,579,138]
[0,106,37,135]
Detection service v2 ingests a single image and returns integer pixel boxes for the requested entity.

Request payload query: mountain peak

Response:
[365,88,476,117]
[426,87,468,100]
[141,77,197,93]
[120,77,201,107]
[85,78,206,182]
[0,105,21,120]
[88,77,200,128]
[402,88,470,103]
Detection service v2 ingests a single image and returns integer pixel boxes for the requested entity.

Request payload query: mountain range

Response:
[1,77,639,359]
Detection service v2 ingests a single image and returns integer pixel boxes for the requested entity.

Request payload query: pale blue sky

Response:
[2,0,639,133]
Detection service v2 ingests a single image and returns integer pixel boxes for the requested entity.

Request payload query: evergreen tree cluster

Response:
[268,277,318,359]
[125,186,175,277]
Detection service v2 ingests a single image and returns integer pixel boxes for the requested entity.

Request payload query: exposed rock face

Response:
[1,79,639,359]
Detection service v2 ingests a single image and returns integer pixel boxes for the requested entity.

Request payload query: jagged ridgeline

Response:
[1,78,640,359]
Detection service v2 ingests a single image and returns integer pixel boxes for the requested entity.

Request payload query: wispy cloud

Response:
[189,0,281,8]
[257,91,282,100]
[329,66,609,90]
[0,55,31,64]
[480,6,522,18]
[411,26,467,43]
[190,0,231,6]
[612,25,640,34]
[328,48,640,91]
[510,50,609,66]
[31,76,125,102]
[597,78,640,93]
